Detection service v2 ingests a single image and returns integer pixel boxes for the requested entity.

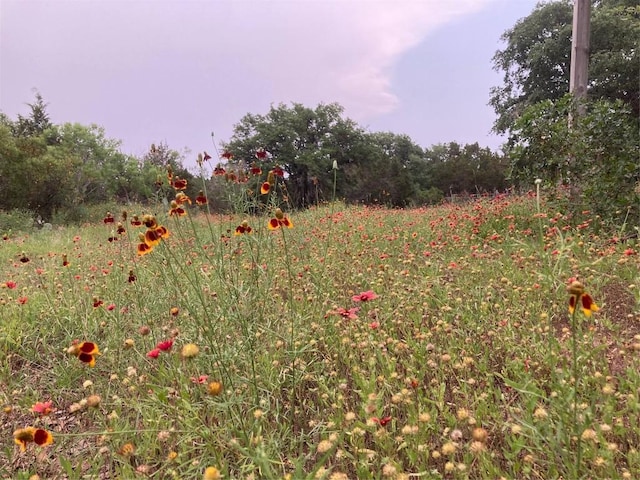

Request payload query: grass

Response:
[0,192,639,479]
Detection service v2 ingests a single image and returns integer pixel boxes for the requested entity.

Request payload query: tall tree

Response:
[490,0,640,135]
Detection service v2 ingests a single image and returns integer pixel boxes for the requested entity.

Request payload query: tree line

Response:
[1,0,638,227]
[0,96,508,222]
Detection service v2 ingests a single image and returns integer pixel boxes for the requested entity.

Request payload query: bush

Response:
[0,208,36,233]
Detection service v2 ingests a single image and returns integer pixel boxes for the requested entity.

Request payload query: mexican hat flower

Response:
[567,280,599,317]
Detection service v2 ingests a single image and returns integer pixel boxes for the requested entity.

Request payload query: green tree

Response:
[225,103,369,208]
[509,94,640,225]
[490,0,640,134]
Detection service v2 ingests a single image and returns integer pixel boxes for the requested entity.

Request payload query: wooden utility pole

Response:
[569,0,591,106]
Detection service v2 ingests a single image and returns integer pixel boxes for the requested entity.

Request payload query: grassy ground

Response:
[0,195,638,479]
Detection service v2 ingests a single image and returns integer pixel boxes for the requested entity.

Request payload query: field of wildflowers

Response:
[1,166,639,479]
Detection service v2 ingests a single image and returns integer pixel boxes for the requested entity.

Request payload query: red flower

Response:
[371,416,392,426]
[249,162,262,175]
[260,182,272,195]
[352,290,378,302]
[93,298,103,308]
[172,177,187,190]
[255,148,268,159]
[31,401,53,416]
[156,339,174,351]
[235,221,253,235]
[190,375,209,384]
[213,165,226,176]
[203,151,212,161]
[195,191,208,206]
[147,348,161,359]
[17,296,28,305]
[273,165,284,177]
[103,213,115,224]
[335,307,360,320]
[221,151,233,160]
[4,281,16,289]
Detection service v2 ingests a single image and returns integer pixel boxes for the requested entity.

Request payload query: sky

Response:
[0,0,539,167]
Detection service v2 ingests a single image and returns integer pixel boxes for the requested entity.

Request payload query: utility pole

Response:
[567,0,591,207]
[569,0,591,109]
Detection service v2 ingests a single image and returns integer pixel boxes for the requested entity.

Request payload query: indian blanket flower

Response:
[335,307,360,320]
[31,401,53,416]
[567,280,599,317]
[268,208,293,230]
[235,220,252,235]
[156,339,174,351]
[13,427,54,451]
[4,281,17,289]
[352,290,378,302]
[147,348,161,359]
[19,253,29,263]
[68,341,100,367]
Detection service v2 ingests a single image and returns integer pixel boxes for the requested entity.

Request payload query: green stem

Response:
[571,305,582,477]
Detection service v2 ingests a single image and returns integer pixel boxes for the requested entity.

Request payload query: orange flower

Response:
[13,427,54,451]
[567,281,599,317]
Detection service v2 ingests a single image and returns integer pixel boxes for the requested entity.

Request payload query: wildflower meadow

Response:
[1,162,639,479]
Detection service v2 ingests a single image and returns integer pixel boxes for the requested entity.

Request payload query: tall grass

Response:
[0,184,639,479]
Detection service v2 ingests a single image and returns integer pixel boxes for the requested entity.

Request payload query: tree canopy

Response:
[490,0,640,135]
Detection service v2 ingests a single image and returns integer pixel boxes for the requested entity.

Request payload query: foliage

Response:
[490,0,640,134]
[0,96,192,221]
[224,103,507,208]
[508,94,640,226]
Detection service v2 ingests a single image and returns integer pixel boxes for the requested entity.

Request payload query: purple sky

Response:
[1,0,538,168]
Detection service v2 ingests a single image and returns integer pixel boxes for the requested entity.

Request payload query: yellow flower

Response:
[181,343,200,358]
[208,381,223,396]
[203,466,222,480]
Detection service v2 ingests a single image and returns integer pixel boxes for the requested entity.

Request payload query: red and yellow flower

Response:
[567,280,599,317]
[195,191,208,206]
[13,427,54,451]
[168,200,186,217]
[68,341,100,367]
[234,220,252,235]
[268,208,293,230]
